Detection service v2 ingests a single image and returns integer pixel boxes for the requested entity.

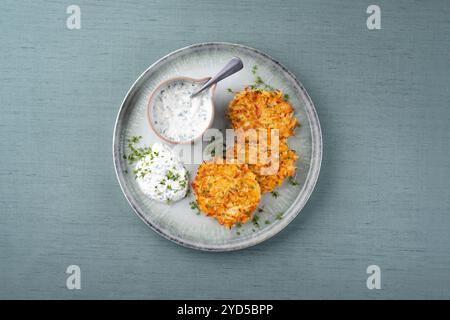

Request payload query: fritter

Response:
[229,137,297,193]
[228,88,297,139]
[191,159,261,228]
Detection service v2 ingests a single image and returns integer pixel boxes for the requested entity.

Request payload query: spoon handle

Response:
[191,57,243,97]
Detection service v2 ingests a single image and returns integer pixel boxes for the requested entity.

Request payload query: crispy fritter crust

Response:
[228,89,297,139]
[229,137,298,193]
[191,159,261,228]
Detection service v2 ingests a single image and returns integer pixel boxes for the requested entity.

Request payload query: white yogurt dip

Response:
[134,142,188,203]
[150,79,213,143]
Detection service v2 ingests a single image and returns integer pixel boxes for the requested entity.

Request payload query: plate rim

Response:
[112,42,323,251]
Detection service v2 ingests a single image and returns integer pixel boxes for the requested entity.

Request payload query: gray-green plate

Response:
[113,42,322,251]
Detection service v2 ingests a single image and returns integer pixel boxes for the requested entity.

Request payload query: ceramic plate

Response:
[113,42,322,251]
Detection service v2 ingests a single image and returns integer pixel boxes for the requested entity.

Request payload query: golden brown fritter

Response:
[228,88,297,139]
[191,159,261,228]
[229,137,298,193]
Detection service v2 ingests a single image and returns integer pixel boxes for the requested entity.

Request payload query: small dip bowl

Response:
[147,77,216,144]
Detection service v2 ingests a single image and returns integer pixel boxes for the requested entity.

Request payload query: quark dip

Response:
[134,142,188,203]
[148,77,215,144]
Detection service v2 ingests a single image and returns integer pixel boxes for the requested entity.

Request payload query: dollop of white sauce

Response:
[151,80,213,142]
[135,142,188,203]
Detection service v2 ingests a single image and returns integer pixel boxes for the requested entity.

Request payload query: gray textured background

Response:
[1,0,449,299]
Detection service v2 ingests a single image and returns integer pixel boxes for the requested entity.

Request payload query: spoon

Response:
[191,57,243,97]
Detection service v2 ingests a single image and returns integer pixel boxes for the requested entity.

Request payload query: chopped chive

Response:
[189,201,198,210]
[252,214,260,227]
[288,176,299,186]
